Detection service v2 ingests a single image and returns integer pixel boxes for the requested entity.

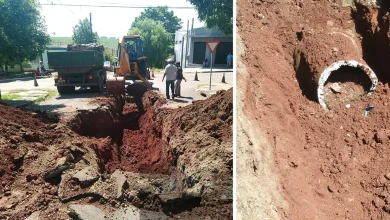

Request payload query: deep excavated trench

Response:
[68,101,174,175]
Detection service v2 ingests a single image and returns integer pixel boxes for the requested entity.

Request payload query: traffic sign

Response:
[206,40,220,54]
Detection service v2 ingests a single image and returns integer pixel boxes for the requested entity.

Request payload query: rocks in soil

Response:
[44,157,74,182]
[68,204,106,220]
[72,166,99,185]
[26,211,41,220]
[89,170,128,200]
[330,83,342,93]
[110,205,168,220]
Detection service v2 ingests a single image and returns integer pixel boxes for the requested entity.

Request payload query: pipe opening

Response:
[317,61,378,110]
[323,66,372,109]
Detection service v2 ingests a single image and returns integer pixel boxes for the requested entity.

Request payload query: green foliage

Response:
[133,6,182,35]
[0,0,50,67]
[72,18,99,44]
[187,0,233,35]
[133,6,182,55]
[128,19,170,68]
[104,50,115,62]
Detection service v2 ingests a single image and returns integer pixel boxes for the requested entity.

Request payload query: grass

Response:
[196,83,209,89]
[34,89,58,104]
[0,89,58,104]
[1,93,22,100]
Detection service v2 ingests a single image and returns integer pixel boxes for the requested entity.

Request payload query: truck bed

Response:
[48,50,104,69]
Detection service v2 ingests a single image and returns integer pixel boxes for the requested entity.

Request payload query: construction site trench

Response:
[0,89,233,219]
[68,93,173,175]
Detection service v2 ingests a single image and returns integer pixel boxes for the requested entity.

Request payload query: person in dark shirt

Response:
[175,62,186,97]
[203,57,208,67]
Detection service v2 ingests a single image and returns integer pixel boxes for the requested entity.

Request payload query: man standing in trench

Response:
[174,62,186,97]
[162,59,177,99]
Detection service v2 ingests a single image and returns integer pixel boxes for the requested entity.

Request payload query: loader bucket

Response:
[106,76,126,95]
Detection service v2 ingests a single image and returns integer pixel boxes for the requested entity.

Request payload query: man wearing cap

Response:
[175,62,186,97]
[162,59,177,99]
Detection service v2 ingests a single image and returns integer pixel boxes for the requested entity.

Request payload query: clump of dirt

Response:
[237,0,390,219]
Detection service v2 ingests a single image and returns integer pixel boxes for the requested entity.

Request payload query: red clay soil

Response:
[238,0,390,219]
[0,103,56,187]
[86,90,232,177]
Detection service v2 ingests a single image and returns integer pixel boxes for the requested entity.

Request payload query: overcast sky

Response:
[39,0,204,37]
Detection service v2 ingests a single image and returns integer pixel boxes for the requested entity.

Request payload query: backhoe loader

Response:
[106,35,153,112]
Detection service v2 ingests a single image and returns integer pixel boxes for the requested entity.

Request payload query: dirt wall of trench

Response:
[237,0,390,219]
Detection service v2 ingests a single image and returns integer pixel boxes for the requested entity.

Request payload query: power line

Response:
[40,3,194,9]
[55,0,75,14]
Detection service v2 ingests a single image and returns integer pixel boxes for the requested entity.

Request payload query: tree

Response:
[133,6,182,36]
[187,0,233,35]
[128,19,170,68]
[132,7,182,56]
[0,0,50,70]
[72,18,98,44]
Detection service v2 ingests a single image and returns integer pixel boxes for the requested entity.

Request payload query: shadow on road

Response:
[170,99,190,103]
[0,99,66,113]
[0,76,52,83]
[56,88,100,100]
[178,96,194,100]
[27,103,67,113]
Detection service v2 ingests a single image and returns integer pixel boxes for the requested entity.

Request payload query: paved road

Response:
[0,71,233,116]
[0,77,55,92]
[151,71,233,107]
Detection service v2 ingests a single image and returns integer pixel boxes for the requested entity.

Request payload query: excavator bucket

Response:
[106,76,126,95]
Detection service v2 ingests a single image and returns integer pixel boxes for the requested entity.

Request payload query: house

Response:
[174,27,233,67]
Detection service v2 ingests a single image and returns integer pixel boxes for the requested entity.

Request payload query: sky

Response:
[38,0,204,38]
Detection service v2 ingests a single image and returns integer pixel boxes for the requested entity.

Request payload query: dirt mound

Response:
[0,89,232,219]
[238,0,390,219]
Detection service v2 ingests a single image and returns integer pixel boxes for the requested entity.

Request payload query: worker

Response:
[174,62,186,97]
[39,61,46,74]
[226,53,233,67]
[203,57,209,67]
[162,59,177,99]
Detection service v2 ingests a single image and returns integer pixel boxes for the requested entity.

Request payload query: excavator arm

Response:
[106,38,152,96]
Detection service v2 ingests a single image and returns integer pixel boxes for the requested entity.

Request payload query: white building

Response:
[174,27,233,67]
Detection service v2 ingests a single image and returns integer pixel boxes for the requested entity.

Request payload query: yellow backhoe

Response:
[106,35,153,111]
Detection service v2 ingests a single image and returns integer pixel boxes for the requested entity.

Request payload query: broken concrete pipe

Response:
[294,31,378,110]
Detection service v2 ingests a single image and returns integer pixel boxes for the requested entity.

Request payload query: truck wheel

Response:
[57,86,64,94]
[91,76,103,93]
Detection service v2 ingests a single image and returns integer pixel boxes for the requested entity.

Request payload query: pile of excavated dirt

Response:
[237,0,390,219]
[0,89,232,219]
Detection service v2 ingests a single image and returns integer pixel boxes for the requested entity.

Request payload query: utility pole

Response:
[89,13,94,43]
[185,20,189,68]
[191,18,194,36]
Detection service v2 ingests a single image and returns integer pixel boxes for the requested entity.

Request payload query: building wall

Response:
[31,46,67,70]
[189,37,233,65]
[2,64,22,73]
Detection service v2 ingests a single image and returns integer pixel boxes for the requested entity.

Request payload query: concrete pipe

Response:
[294,31,378,110]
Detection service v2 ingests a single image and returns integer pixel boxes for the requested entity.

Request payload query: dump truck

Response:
[48,44,107,94]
